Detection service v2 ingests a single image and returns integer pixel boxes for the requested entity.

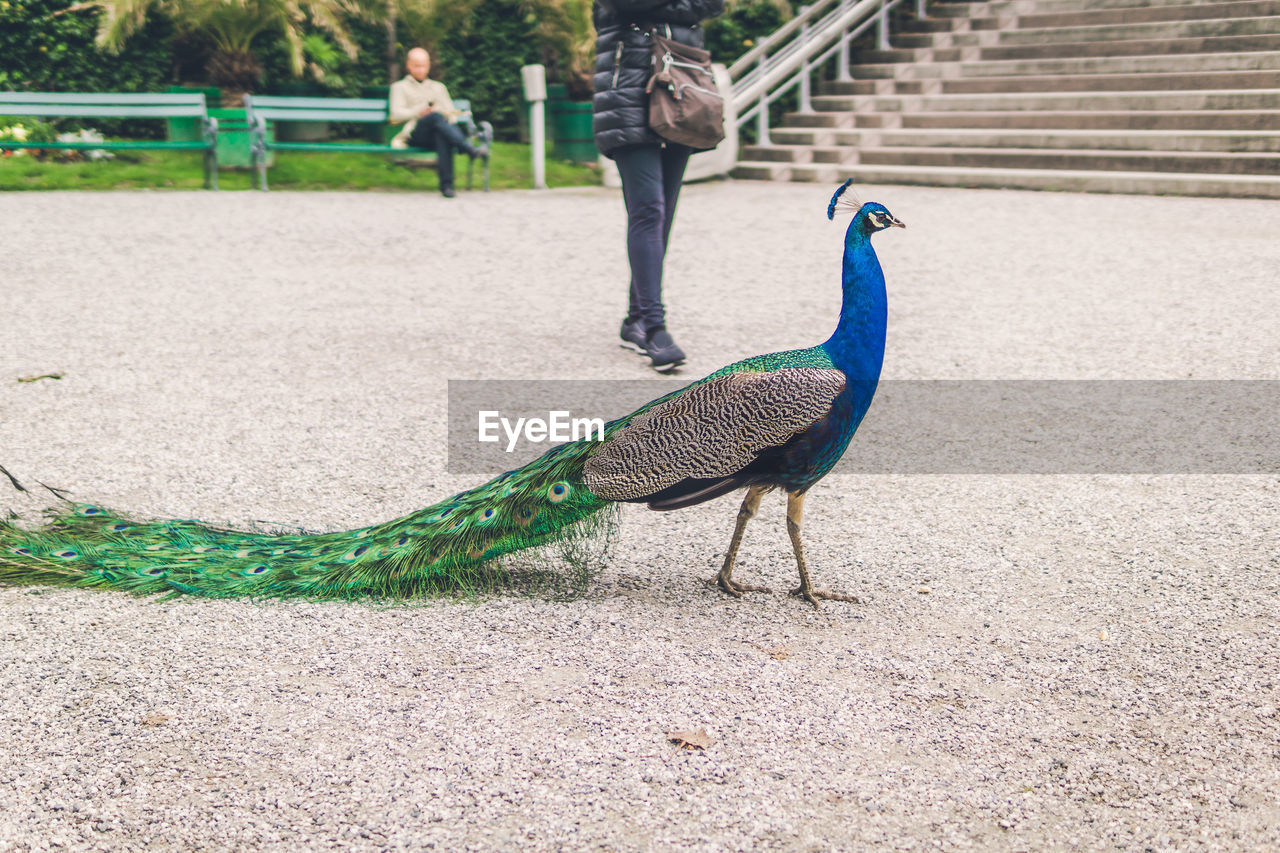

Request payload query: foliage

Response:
[0,119,58,146]
[0,0,173,94]
[704,0,794,65]
[93,0,369,98]
[0,139,600,189]
[387,0,477,54]
[0,0,803,140]
[430,0,543,141]
[523,0,594,99]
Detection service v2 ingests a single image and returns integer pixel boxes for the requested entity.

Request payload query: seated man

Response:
[390,47,488,198]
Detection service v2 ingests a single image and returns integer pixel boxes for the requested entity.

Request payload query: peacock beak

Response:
[888,215,906,228]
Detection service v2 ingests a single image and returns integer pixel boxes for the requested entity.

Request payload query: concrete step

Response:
[857,145,1280,174]
[979,30,1280,59]
[1010,0,1280,30]
[767,125,1280,152]
[1007,0,1271,13]
[740,145,809,163]
[896,109,1280,130]
[823,69,1280,94]
[741,145,860,164]
[873,127,1280,151]
[848,49,1280,79]
[900,16,968,32]
[782,112,891,129]
[938,0,1280,32]
[941,68,1280,92]
[993,14,1280,46]
[729,160,1280,198]
[768,128,866,146]
[733,0,1280,198]
[930,0,1236,15]
[810,89,1280,113]
[930,1,1012,17]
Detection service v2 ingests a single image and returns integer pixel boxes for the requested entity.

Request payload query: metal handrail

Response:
[727,0,841,79]
[737,2,899,123]
[728,0,919,146]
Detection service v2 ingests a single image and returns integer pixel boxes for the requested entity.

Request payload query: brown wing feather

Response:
[583,369,846,501]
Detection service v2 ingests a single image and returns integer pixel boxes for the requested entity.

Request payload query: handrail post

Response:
[916,0,926,19]
[798,5,813,113]
[836,27,852,81]
[877,0,890,50]
[756,57,771,146]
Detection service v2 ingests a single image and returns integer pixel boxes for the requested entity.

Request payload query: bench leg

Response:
[480,121,493,192]
[256,148,268,192]
[205,147,218,191]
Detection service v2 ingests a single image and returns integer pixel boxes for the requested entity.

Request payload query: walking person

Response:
[592,0,725,372]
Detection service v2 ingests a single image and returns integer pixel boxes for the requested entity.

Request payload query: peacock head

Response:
[826,180,905,237]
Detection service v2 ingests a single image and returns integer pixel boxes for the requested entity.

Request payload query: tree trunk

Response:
[208,49,263,105]
[386,1,398,84]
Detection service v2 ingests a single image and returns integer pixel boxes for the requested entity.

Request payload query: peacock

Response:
[0,182,902,607]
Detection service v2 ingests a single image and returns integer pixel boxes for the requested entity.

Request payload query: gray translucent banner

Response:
[447,380,1280,475]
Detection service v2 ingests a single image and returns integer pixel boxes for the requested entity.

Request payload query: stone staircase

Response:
[731,0,1280,197]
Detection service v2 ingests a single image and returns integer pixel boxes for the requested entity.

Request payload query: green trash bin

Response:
[549,97,597,163]
[165,86,220,142]
[209,107,272,169]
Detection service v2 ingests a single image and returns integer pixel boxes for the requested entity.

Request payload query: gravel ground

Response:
[2,183,1278,851]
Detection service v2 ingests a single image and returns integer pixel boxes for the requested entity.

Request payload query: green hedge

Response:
[0,0,792,140]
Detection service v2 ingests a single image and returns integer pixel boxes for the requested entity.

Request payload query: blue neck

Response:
[822,225,888,382]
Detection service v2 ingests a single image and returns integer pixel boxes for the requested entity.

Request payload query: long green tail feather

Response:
[0,440,610,599]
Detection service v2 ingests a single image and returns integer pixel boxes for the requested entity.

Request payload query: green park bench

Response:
[0,92,219,189]
[243,95,494,192]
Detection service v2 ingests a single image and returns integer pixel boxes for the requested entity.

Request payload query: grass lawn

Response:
[0,141,601,191]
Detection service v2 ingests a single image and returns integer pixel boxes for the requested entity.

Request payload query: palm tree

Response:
[524,0,594,98]
[378,0,479,83]
[95,0,366,102]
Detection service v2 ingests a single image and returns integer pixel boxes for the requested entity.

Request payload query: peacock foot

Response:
[706,573,772,599]
[789,585,861,609]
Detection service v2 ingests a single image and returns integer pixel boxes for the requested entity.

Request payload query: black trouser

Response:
[614,143,692,332]
[407,112,471,191]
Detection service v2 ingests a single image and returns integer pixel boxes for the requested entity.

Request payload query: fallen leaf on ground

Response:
[143,712,170,727]
[667,729,710,750]
[745,640,792,660]
[17,373,64,383]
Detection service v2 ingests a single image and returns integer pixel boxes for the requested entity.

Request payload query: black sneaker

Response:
[619,319,647,353]
[643,327,685,373]
[441,186,457,198]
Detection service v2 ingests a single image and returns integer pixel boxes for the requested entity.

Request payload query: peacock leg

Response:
[707,486,772,598]
[786,491,860,608]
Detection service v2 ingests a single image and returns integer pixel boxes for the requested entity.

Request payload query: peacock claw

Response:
[790,586,861,609]
[706,574,772,599]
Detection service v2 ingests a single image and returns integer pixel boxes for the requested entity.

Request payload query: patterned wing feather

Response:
[584,369,846,501]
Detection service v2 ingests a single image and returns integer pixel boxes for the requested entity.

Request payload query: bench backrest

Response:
[0,92,209,119]
[243,95,475,126]
[244,96,389,124]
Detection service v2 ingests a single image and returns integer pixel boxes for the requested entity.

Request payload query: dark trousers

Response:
[614,143,692,332]
[407,112,470,191]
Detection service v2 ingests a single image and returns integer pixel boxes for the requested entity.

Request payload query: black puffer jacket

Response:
[592,0,725,157]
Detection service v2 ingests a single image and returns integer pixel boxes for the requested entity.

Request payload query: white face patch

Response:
[867,212,886,229]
